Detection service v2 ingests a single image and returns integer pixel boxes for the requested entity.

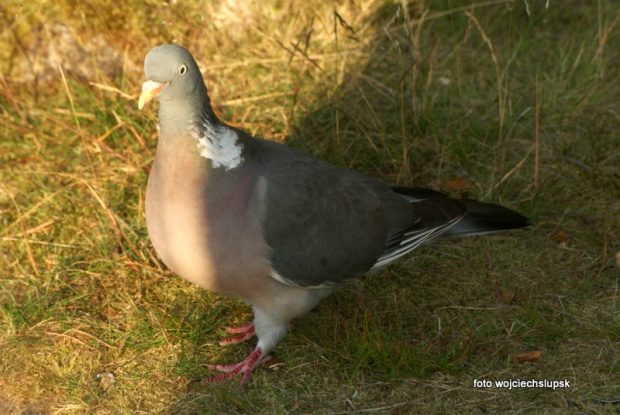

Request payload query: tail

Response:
[390,185,529,238]
[441,199,529,237]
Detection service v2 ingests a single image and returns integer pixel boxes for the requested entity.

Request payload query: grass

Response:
[1,0,619,413]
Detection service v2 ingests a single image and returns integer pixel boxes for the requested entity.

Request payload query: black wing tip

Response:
[391,185,530,235]
[442,199,529,237]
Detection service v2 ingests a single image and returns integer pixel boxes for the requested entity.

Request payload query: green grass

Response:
[1,0,620,413]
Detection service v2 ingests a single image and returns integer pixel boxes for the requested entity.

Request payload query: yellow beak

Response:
[138,80,165,110]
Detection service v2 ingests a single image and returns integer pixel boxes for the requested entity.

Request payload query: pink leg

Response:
[218,323,255,346]
[201,346,271,386]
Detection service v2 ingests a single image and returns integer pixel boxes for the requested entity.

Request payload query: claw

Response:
[201,347,271,386]
[219,323,255,346]
[224,323,254,334]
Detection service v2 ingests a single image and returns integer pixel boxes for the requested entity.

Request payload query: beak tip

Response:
[138,80,164,111]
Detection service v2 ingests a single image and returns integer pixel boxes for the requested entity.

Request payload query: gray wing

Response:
[244,135,467,288]
[260,155,390,288]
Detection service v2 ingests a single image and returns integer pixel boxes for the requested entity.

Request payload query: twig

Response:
[2,237,79,248]
[465,8,506,136]
[334,10,360,42]
[493,147,533,191]
[534,75,540,187]
[289,39,325,73]
[46,328,115,349]
[51,107,95,120]
[594,8,620,61]
[220,91,293,106]
[204,51,364,71]
[45,331,96,350]
[398,58,418,85]
[589,397,620,405]
[89,81,136,100]
[543,155,591,171]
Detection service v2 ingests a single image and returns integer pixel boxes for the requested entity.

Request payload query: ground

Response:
[1,0,619,413]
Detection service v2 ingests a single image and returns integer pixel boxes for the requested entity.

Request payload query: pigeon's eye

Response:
[178,64,188,76]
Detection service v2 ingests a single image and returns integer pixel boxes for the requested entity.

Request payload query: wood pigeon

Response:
[138,44,528,386]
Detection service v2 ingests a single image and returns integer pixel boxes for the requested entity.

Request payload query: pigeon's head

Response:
[139,44,205,110]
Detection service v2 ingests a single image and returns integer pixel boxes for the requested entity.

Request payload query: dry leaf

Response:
[503,290,517,304]
[578,215,597,227]
[442,176,474,192]
[511,350,543,362]
[261,356,287,371]
[550,230,571,246]
[97,372,116,390]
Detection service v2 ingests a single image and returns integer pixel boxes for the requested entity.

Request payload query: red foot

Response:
[201,347,270,386]
[219,323,255,346]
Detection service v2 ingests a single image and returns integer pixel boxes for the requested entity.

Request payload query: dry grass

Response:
[1,0,619,413]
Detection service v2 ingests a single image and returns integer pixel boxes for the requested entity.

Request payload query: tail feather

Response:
[441,199,529,237]
[390,185,529,238]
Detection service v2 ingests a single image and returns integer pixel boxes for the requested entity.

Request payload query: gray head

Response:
[139,44,208,110]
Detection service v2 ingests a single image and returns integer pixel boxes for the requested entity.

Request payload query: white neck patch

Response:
[195,123,244,170]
